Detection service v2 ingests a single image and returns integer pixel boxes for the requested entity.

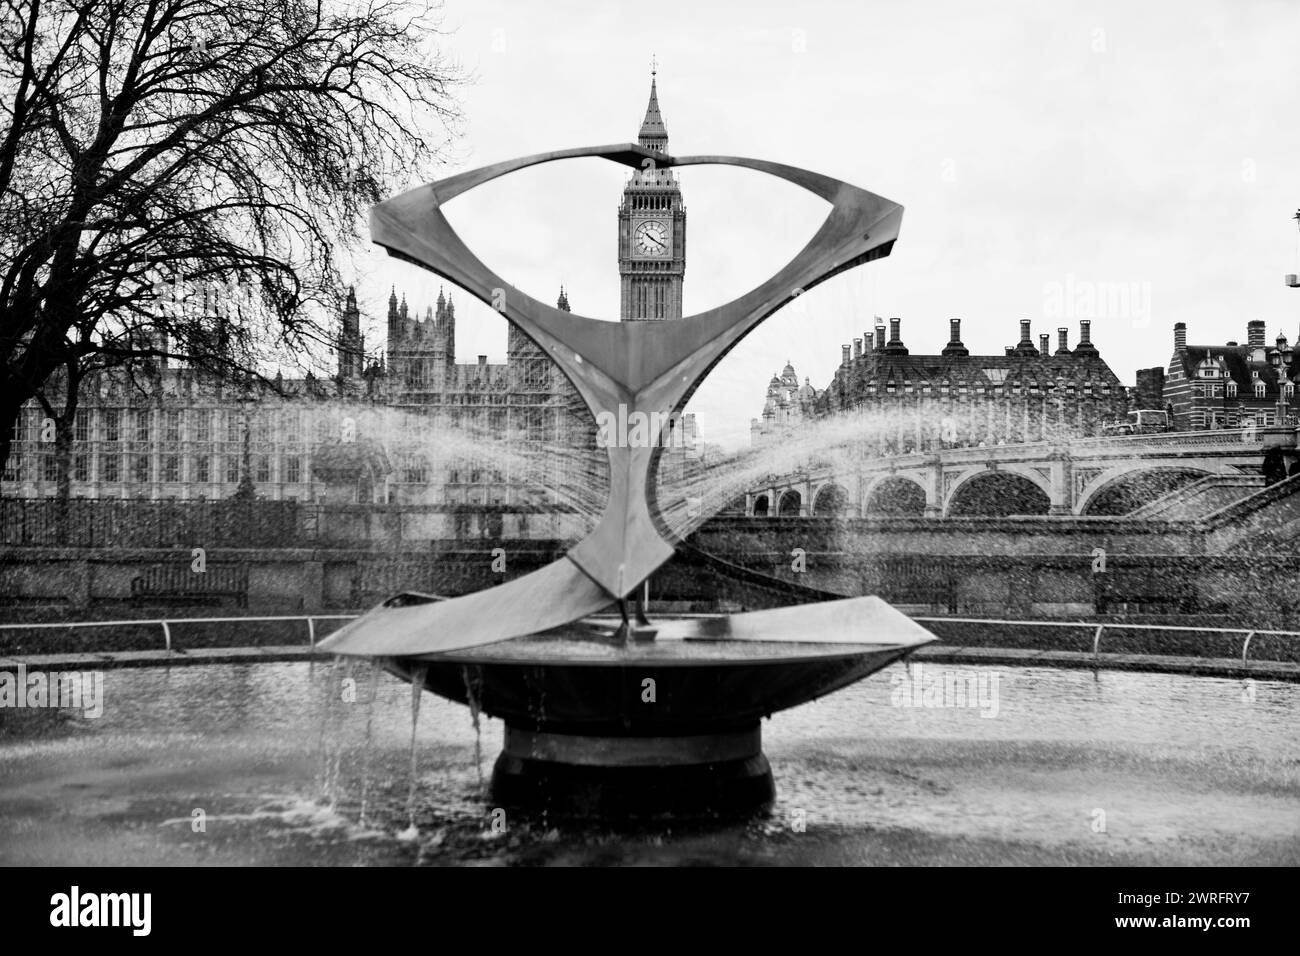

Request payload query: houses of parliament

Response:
[1,74,702,510]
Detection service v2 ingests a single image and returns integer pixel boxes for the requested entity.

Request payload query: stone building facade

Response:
[0,284,593,512]
[750,362,821,447]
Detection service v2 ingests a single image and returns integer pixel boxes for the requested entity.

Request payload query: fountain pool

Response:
[2,660,1296,866]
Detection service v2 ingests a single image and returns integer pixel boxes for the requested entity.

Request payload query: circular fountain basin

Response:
[380,618,921,818]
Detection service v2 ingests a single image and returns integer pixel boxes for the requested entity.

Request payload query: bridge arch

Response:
[776,490,803,517]
[946,469,1050,517]
[811,482,850,516]
[1076,466,1214,516]
[863,475,927,516]
[751,494,770,517]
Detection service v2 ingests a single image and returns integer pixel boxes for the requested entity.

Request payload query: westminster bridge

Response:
[745,427,1298,519]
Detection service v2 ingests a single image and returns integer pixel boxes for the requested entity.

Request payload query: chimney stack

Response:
[853,338,862,359]
[865,332,874,353]
[885,317,908,354]
[1056,327,1070,355]
[841,344,851,366]
[1039,333,1050,354]
[1174,322,1187,351]
[941,317,969,357]
[1013,319,1039,355]
[1247,320,1266,348]
[1074,319,1098,356]
[875,323,886,352]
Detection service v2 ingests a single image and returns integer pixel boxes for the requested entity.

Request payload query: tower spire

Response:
[638,65,667,151]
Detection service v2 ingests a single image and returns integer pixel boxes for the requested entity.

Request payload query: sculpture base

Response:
[364,601,938,819]
[490,724,775,820]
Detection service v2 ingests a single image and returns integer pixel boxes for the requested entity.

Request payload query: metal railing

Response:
[2,613,1297,667]
[0,614,359,652]
[910,616,1300,666]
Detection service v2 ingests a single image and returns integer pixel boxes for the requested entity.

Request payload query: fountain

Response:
[318,143,937,817]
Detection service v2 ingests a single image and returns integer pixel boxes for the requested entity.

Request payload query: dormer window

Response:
[1226,381,1238,398]
[1255,381,1266,398]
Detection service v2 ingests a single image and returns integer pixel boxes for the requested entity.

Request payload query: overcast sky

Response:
[352,0,1300,449]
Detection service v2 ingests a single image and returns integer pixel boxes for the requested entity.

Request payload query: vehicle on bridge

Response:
[1102,409,1172,436]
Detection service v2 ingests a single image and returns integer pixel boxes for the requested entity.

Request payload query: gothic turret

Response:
[386,286,400,344]
[337,285,363,379]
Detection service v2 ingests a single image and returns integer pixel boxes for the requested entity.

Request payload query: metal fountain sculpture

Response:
[319,143,937,816]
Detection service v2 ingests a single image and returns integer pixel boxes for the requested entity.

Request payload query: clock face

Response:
[634,220,669,257]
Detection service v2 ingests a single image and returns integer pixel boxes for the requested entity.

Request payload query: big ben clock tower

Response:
[619,67,686,321]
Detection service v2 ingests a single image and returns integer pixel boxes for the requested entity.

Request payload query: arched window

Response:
[1255,380,1266,398]
[1226,380,1237,398]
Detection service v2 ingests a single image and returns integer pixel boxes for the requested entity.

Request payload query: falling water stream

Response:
[461,666,485,794]
[401,664,428,839]
[358,662,380,830]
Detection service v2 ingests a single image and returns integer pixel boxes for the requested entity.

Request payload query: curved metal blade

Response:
[342,147,907,656]
[650,595,938,647]
[316,558,613,657]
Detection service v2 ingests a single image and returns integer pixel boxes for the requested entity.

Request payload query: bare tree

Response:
[0,0,464,494]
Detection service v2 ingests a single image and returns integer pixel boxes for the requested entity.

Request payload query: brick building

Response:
[754,316,1130,451]
[1164,320,1298,430]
